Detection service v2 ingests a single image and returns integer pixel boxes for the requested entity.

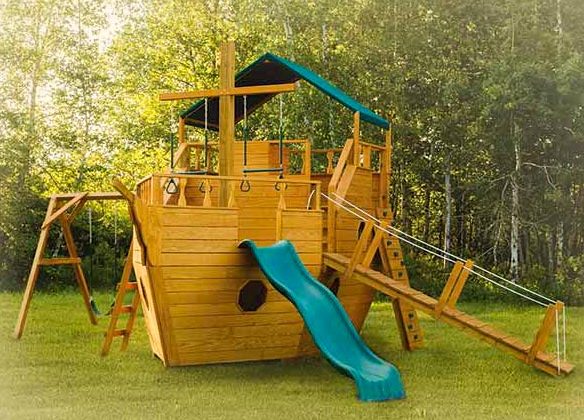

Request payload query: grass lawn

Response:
[0,292,582,419]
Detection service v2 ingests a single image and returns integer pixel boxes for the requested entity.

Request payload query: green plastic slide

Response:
[239,239,405,402]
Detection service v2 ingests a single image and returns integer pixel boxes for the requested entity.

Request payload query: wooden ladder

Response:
[384,235,424,350]
[101,243,141,356]
[373,209,423,350]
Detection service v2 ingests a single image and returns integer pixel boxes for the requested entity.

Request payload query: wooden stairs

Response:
[324,252,574,377]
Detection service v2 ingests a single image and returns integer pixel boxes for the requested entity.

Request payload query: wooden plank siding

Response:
[131,164,379,366]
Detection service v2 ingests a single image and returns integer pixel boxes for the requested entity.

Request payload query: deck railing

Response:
[311,140,387,175]
[136,173,321,211]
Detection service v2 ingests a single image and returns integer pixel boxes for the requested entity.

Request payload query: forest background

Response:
[1,0,583,304]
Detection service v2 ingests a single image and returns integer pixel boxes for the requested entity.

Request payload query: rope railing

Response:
[321,192,567,367]
[330,192,557,305]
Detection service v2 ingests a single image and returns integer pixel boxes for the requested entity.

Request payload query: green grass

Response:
[0,292,582,419]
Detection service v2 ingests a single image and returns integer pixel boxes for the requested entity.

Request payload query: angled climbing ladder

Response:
[101,243,141,356]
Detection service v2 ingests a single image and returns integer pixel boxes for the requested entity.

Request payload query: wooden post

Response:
[353,112,360,165]
[304,140,311,178]
[342,220,374,282]
[203,180,212,207]
[434,260,473,316]
[178,178,187,207]
[385,116,393,201]
[178,116,185,143]
[60,215,98,326]
[218,41,235,206]
[362,145,371,169]
[527,302,561,364]
[326,150,334,174]
[228,182,238,208]
[13,198,57,338]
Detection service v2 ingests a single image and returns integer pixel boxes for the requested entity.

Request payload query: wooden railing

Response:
[173,139,311,176]
[173,142,219,173]
[269,139,311,177]
[311,141,387,175]
[136,173,321,211]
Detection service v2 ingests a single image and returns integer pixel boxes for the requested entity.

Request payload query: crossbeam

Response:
[159,83,297,102]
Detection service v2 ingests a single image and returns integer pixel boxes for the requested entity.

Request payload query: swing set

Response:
[12,191,141,355]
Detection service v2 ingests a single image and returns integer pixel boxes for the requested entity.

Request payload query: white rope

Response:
[306,188,316,210]
[321,192,548,307]
[330,192,556,305]
[322,193,457,263]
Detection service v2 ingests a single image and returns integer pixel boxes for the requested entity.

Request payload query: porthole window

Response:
[237,280,267,312]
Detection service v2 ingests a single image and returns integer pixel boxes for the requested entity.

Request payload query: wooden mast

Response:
[218,41,235,206]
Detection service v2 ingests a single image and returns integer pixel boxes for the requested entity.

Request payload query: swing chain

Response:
[243,95,248,170]
[204,98,209,170]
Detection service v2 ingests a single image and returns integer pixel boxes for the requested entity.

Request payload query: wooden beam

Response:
[54,192,123,201]
[66,196,87,224]
[435,261,464,317]
[178,116,185,143]
[159,83,297,101]
[38,257,81,266]
[42,193,88,229]
[342,220,374,281]
[59,215,98,326]
[353,112,360,165]
[527,303,560,365]
[14,198,57,338]
[219,41,235,206]
[361,226,386,269]
[446,260,474,308]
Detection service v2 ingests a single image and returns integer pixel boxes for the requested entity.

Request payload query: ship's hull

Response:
[131,174,377,366]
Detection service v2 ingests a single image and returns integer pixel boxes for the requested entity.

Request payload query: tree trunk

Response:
[444,154,452,251]
[510,120,521,281]
[556,221,564,267]
[444,154,452,264]
[423,187,431,243]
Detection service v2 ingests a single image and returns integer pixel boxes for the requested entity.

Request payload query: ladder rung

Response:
[39,257,81,266]
[113,329,128,337]
[126,282,138,290]
[120,305,134,314]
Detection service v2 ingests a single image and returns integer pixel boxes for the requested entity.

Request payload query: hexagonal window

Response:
[238,280,267,312]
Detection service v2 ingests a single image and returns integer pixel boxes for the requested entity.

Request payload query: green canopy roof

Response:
[180,53,389,130]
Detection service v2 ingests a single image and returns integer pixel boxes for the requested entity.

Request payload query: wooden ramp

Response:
[324,252,574,377]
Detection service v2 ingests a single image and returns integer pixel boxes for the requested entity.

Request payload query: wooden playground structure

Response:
[14,42,573,378]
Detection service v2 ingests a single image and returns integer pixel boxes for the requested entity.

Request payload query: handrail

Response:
[145,173,320,186]
[328,138,354,193]
[137,173,321,210]
[359,140,386,151]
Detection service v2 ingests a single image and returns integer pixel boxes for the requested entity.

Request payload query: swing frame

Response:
[13,192,131,339]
